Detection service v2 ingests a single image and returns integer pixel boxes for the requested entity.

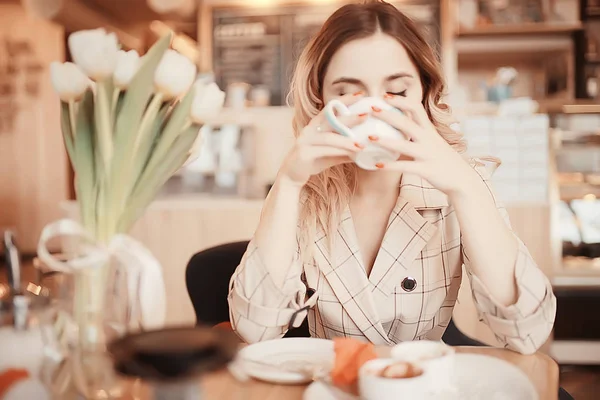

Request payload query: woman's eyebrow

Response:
[386,72,414,81]
[331,73,414,86]
[330,77,364,86]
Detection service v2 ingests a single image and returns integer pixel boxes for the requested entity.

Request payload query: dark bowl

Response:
[108,325,239,382]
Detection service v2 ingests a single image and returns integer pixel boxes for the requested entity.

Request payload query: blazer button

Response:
[401,277,417,292]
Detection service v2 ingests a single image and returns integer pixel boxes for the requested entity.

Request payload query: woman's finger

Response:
[383,95,432,129]
[306,145,357,160]
[317,155,354,170]
[307,92,366,130]
[376,160,425,174]
[371,137,422,159]
[301,131,363,152]
[370,107,424,142]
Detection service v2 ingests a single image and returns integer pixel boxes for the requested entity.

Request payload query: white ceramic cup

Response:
[323,96,405,170]
[390,340,456,394]
[359,341,457,400]
[359,358,432,400]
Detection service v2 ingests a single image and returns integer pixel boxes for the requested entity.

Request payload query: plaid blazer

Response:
[228,161,556,354]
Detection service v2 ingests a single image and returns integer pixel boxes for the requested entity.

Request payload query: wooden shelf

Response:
[587,7,600,18]
[560,104,600,114]
[456,35,572,56]
[586,54,600,65]
[539,100,600,114]
[452,100,600,116]
[457,23,583,37]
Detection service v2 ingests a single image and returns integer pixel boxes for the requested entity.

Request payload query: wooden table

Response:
[127,346,558,400]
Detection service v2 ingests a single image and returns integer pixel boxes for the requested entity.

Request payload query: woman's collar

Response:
[398,173,449,210]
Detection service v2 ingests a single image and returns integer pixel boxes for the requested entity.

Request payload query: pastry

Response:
[379,362,423,379]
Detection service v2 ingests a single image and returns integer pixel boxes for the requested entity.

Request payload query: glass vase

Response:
[43,256,142,400]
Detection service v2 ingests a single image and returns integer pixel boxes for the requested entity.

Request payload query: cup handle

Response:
[324,99,356,138]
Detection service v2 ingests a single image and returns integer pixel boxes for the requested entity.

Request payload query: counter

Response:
[63,196,552,350]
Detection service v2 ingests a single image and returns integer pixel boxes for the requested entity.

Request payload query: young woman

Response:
[228,0,556,355]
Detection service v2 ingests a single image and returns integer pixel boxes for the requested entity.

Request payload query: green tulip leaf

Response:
[119,125,199,232]
[132,121,198,198]
[128,103,170,193]
[60,102,75,167]
[143,86,195,175]
[73,89,97,232]
[113,92,126,125]
[113,32,172,144]
[109,33,172,215]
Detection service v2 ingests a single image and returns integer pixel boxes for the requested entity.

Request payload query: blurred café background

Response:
[1,0,600,393]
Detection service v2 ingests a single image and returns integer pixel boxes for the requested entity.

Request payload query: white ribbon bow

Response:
[37,219,166,330]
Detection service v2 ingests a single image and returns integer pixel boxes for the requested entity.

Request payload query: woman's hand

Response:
[279,93,366,187]
[370,95,480,196]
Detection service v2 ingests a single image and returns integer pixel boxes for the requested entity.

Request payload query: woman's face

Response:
[322,33,423,105]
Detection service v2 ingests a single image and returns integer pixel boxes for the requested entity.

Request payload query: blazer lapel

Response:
[368,174,447,308]
[397,173,449,211]
[314,208,392,345]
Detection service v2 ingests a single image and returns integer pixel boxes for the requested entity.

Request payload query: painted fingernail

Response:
[368,135,379,141]
[358,113,368,117]
[371,106,381,112]
[354,142,365,149]
[353,91,364,96]
[375,162,385,169]
[384,93,394,99]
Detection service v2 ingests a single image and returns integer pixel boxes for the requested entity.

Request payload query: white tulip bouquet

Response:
[49,29,225,243]
[41,29,225,398]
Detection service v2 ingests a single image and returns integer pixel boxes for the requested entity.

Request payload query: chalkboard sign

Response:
[212,1,439,106]
[212,14,284,104]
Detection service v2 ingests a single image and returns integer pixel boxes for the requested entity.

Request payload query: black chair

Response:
[185,241,309,337]
[185,241,572,400]
[186,240,479,343]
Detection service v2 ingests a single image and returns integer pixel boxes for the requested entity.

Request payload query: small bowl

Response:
[359,358,430,400]
[108,326,239,382]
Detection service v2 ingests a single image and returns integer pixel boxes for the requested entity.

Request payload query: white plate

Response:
[361,353,538,400]
[452,354,538,400]
[237,338,335,384]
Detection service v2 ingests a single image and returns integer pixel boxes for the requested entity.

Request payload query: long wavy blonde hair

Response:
[289,0,465,261]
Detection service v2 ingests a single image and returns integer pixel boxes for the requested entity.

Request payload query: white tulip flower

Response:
[190,81,225,124]
[50,62,90,102]
[113,50,140,89]
[68,28,119,81]
[154,49,197,100]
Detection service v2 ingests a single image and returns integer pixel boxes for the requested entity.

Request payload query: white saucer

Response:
[452,354,538,400]
[360,353,538,400]
[237,338,335,384]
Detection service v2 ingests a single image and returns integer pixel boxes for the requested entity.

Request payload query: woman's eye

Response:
[387,90,407,97]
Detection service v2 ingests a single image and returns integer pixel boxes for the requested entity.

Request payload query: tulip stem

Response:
[135,93,164,153]
[110,92,164,221]
[111,88,120,122]
[181,119,192,132]
[68,100,77,138]
[95,81,114,175]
